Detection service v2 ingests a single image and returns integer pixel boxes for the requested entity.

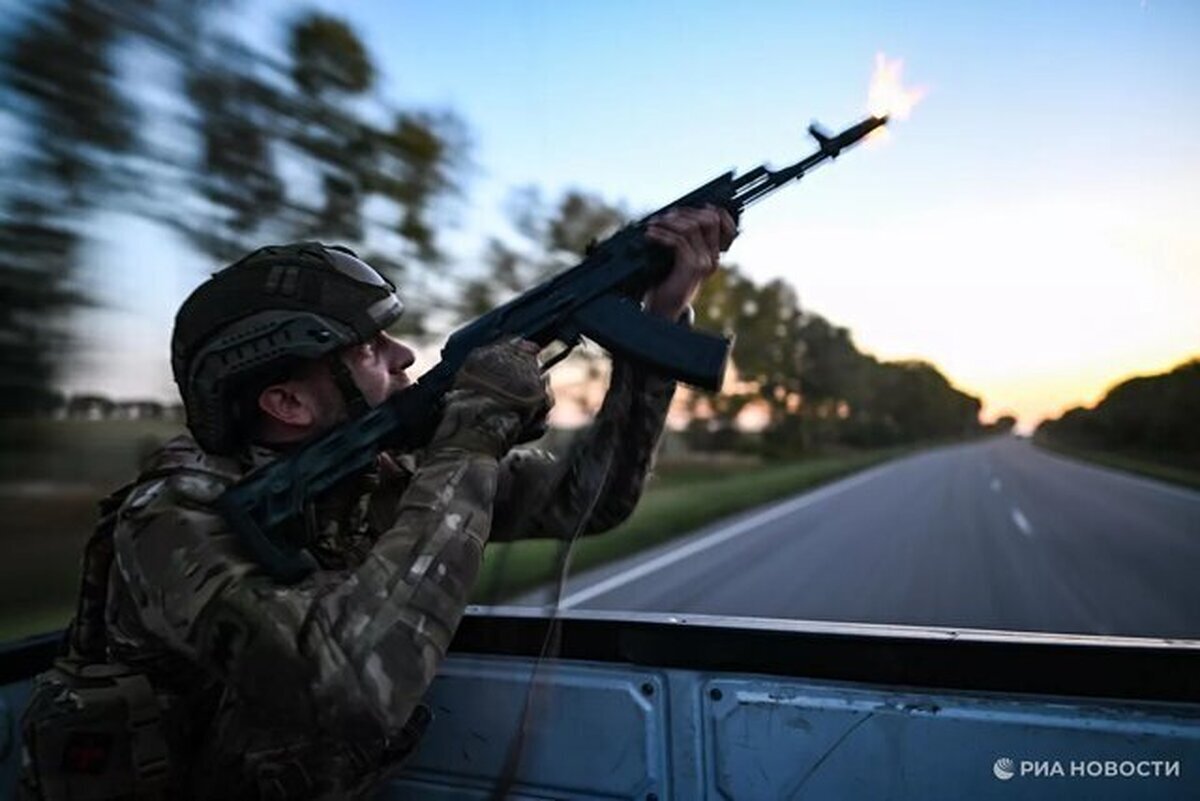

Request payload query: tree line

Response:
[687,266,989,455]
[0,1,988,457]
[1036,359,1199,461]
[465,189,989,456]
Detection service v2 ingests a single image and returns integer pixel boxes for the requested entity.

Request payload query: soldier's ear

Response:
[258,381,319,428]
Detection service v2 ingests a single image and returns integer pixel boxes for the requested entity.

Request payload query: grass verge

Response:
[1033,437,1200,492]
[471,446,912,603]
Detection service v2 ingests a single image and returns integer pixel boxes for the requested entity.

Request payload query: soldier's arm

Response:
[113,400,517,742]
[488,356,676,541]
[488,203,734,542]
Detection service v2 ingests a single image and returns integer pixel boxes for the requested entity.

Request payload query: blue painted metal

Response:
[699,678,1198,800]
[389,658,669,800]
[377,656,1200,800]
[3,614,1199,800]
[0,680,31,800]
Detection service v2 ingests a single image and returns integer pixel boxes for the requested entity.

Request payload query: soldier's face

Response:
[257,332,415,442]
[339,331,417,407]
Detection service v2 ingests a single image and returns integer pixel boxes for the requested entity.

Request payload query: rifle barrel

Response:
[733,115,888,211]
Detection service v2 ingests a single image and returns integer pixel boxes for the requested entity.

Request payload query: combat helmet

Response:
[172,242,403,454]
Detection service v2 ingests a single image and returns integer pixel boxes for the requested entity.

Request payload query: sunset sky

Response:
[71,0,1200,431]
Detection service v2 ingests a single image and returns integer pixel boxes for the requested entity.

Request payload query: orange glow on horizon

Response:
[548,352,1198,437]
[971,352,1200,434]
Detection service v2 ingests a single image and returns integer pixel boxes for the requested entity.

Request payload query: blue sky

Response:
[73,0,1200,428]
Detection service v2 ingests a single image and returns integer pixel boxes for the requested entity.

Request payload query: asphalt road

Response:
[528,437,1200,639]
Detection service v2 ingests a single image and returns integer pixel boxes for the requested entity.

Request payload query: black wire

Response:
[486,444,614,801]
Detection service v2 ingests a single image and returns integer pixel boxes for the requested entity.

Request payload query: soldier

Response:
[20,206,735,800]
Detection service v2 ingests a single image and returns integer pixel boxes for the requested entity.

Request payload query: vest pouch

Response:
[21,658,170,801]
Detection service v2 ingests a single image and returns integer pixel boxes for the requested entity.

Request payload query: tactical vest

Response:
[18,450,433,800]
[19,480,177,800]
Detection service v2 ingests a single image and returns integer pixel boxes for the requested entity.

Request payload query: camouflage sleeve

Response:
[112,413,506,742]
[488,357,676,541]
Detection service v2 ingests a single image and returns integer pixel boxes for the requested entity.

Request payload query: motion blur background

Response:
[1,0,1196,643]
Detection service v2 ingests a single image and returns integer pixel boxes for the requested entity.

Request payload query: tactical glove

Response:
[431,340,553,457]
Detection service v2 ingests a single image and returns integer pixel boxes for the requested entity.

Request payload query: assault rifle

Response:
[216,115,888,581]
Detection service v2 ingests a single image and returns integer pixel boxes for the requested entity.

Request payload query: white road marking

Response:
[1011,507,1034,538]
[560,464,894,609]
[990,477,1002,492]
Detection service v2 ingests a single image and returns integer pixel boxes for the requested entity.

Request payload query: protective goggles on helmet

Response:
[324,245,395,289]
[320,246,403,328]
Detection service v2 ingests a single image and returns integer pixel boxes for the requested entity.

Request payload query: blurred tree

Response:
[367,109,470,268]
[878,360,981,441]
[740,280,806,425]
[796,314,864,407]
[993,415,1017,432]
[0,0,135,415]
[282,13,379,246]
[183,59,285,258]
[0,2,469,413]
[688,267,796,442]
[0,1,993,452]
[178,13,468,286]
[462,186,626,317]
[789,312,865,451]
[691,267,983,455]
[1037,358,1199,458]
[288,13,374,96]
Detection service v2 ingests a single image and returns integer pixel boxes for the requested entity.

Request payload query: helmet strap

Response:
[328,354,371,420]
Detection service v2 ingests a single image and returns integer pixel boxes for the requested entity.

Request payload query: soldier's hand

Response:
[434,339,554,456]
[643,204,737,320]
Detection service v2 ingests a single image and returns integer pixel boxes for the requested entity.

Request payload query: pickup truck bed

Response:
[3,608,1198,799]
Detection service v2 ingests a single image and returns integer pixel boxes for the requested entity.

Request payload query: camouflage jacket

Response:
[102,359,675,800]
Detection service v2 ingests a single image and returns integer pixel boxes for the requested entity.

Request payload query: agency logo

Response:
[992,756,1181,781]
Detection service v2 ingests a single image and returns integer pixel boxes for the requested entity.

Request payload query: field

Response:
[0,419,904,641]
[0,419,187,641]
